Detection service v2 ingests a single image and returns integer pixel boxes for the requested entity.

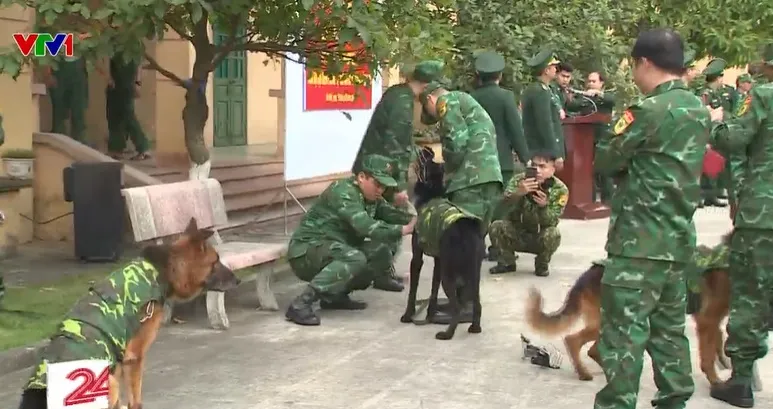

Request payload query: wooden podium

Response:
[557,113,611,220]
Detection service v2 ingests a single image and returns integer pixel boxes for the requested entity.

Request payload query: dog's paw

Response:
[467,324,482,334]
[399,314,413,323]
[578,373,593,381]
[435,331,453,340]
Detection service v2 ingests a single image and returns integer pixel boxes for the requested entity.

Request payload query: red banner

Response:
[303,43,372,111]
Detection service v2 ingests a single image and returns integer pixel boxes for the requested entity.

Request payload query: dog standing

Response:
[18,218,241,409]
[400,147,485,340]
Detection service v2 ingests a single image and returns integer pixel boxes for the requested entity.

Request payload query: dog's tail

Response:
[525,264,603,336]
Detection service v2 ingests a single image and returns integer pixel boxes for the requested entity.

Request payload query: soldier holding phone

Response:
[488,152,568,277]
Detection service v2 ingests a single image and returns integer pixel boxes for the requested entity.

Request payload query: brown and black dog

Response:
[18,217,240,409]
[525,236,732,385]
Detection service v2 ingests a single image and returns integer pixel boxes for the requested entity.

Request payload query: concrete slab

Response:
[2,207,770,409]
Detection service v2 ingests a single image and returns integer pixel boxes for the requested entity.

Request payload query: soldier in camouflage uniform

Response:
[351,60,444,292]
[698,58,733,208]
[521,49,565,169]
[707,43,773,408]
[592,29,710,409]
[22,260,170,392]
[418,81,504,324]
[488,152,568,277]
[285,155,416,326]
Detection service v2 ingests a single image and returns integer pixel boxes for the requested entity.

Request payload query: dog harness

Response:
[416,198,478,257]
[25,259,165,390]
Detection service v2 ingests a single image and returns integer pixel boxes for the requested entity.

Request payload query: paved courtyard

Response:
[1,207,771,409]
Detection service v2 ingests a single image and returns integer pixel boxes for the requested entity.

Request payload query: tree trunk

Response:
[182,84,211,179]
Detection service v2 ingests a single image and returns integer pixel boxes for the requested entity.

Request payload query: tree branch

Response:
[143,51,187,88]
[164,18,194,42]
[210,14,242,69]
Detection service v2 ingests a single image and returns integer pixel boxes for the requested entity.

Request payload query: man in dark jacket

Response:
[469,50,530,260]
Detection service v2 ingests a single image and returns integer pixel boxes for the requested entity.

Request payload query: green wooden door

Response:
[213,30,247,147]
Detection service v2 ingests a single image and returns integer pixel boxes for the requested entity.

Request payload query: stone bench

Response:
[122,178,286,330]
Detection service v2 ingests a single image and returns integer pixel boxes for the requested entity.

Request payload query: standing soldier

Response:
[351,60,444,292]
[521,49,565,171]
[468,51,530,261]
[104,51,151,160]
[418,81,503,324]
[708,43,773,408]
[734,74,753,107]
[698,58,732,208]
[593,28,709,409]
[41,53,89,143]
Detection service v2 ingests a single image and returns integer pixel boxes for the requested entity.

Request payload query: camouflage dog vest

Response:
[25,260,165,390]
[416,198,478,257]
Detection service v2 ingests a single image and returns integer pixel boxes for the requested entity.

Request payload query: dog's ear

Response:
[184,217,199,235]
[193,228,215,243]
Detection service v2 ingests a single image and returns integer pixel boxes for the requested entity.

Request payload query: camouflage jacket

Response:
[522,82,565,158]
[435,91,503,194]
[711,83,773,230]
[598,79,710,263]
[287,176,413,258]
[415,198,476,257]
[352,83,416,192]
[501,173,568,231]
[26,260,165,389]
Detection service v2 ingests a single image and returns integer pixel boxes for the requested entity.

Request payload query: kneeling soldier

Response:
[285,154,417,326]
[489,152,568,277]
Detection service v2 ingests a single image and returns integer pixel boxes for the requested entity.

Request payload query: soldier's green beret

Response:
[702,58,727,77]
[419,81,446,125]
[474,50,506,74]
[737,73,752,83]
[412,60,445,83]
[683,49,696,69]
[360,154,398,188]
[526,49,560,73]
[763,43,773,65]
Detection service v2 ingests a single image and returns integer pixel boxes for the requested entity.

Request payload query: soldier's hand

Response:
[516,178,540,197]
[533,190,548,207]
[394,190,409,206]
[555,158,565,171]
[559,109,566,120]
[401,216,417,235]
[44,76,57,88]
[107,77,115,88]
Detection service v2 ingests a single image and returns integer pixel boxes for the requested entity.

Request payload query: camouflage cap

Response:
[474,50,506,74]
[526,49,560,73]
[419,81,446,125]
[412,60,445,83]
[702,58,727,76]
[360,154,398,188]
[683,49,696,69]
[737,73,752,83]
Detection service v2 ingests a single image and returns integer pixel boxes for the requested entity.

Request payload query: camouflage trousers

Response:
[447,181,503,233]
[490,170,515,221]
[488,221,560,270]
[289,240,394,296]
[593,256,693,409]
[725,229,773,381]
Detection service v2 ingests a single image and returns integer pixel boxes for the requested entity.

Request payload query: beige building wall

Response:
[246,54,282,146]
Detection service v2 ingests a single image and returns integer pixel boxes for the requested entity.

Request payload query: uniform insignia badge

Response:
[437,100,447,118]
[736,95,751,117]
[557,193,568,206]
[613,110,634,135]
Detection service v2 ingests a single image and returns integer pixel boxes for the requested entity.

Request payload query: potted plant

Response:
[2,148,35,180]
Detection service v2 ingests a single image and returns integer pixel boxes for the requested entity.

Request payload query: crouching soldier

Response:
[285,154,417,326]
[489,152,568,277]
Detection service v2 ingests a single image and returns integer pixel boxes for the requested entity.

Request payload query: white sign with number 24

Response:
[47,359,111,409]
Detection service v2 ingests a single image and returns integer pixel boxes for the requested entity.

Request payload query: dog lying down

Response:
[17,218,241,409]
[524,233,763,391]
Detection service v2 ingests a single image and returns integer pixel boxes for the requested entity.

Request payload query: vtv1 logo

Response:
[12,33,74,57]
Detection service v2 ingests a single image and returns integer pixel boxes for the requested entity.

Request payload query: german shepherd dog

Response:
[399,147,486,340]
[18,218,241,409]
[525,232,733,385]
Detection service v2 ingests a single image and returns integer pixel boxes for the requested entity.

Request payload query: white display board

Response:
[283,53,383,182]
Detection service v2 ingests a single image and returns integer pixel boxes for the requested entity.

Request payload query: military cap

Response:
[763,43,773,65]
[474,50,506,74]
[360,154,398,188]
[702,58,727,76]
[419,81,446,125]
[412,60,445,83]
[526,49,560,72]
[737,73,752,83]
[683,49,696,69]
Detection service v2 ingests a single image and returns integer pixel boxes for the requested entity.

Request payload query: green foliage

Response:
[1,148,35,159]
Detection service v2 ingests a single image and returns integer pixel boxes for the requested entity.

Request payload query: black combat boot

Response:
[486,246,499,262]
[320,293,368,310]
[285,286,321,326]
[489,263,516,275]
[373,276,404,292]
[710,375,754,408]
[704,198,728,207]
[534,258,550,277]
